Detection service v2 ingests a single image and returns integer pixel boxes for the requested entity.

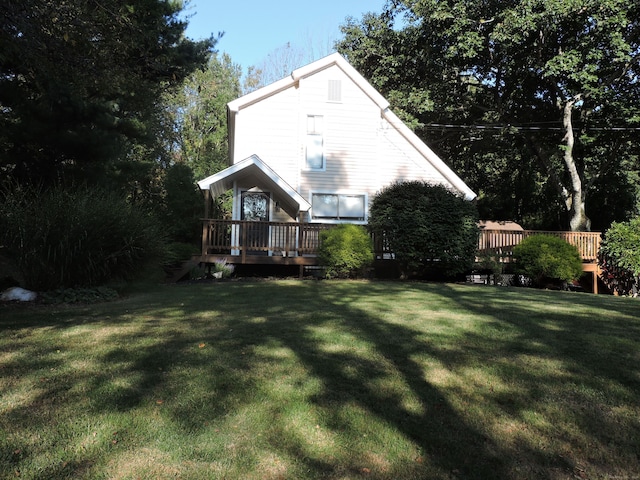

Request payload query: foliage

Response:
[338,1,640,231]
[162,163,202,243]
[513,235,583,287]
[164,242,200,268]
[164,53,241,181]
[40,286,119,304]
[0,185,167,290]
[368,181,479,279]
[0,0,215,186]
[318,224,374,278]
[599,217,640,296]
[212,258,235,278]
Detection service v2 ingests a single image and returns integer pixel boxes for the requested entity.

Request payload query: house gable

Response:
[226,53,476,207]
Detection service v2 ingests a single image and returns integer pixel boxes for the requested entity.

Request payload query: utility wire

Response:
[422,123,640,131]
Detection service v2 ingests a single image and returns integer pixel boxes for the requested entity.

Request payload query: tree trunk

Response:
[562,95,591,232]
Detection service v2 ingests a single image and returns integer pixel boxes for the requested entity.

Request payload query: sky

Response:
[183,1,381,71]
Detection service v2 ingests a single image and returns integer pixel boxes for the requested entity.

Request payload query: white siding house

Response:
[197,53,476,261]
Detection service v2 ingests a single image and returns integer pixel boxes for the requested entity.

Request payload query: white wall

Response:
[233,63,461,221]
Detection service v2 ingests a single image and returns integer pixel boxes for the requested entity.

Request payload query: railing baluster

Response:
[201,220,601,265]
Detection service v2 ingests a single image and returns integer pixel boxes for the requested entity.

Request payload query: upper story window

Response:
[311,193,366,221]
[328,80,342,102]
[305,115,324,170]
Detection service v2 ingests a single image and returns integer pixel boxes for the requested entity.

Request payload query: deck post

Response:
[297,211,306,256]
[201,220,208,257]
[203,189,211,219]
[241,222,247,264]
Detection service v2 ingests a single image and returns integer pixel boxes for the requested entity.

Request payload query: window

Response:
[305,115,324,170]
[328,80,342,102]
[312,193,365,221]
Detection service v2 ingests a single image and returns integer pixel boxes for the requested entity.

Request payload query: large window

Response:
[312,193,365,221]
[305,115,324,170]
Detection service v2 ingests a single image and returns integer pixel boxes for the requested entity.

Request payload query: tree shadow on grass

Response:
[0,296,263,478]
[240,282,510,479]
[4,281,638,479]
[431,283,640,478]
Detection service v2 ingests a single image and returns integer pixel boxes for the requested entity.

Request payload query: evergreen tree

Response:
[0,0,216,186]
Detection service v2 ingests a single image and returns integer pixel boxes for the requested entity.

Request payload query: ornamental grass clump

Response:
[0,185,166,290]
[513,234,583,288]
[213,258,235,278]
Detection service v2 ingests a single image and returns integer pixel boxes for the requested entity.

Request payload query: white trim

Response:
[198,155,311,212]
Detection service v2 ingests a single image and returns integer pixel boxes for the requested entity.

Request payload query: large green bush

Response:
[318,224,374,278]
[368,181,479,279]
[0,186,166,290]
[513,234,583,287]
[599,217,640,296]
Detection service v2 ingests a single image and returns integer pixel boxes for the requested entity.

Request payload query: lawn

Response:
[1,281,639,479]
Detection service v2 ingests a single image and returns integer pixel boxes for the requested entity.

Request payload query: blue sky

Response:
[183,1,382,71]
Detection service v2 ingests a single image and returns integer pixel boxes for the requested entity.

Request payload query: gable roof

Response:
[197,155,311,218]
[227,53,476,201]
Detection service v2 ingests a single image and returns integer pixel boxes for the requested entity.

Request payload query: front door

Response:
[241,191,270,255]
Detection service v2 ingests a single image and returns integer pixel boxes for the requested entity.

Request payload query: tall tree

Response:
[243,34,339,93]
[338,0,640,231]
[165,53,242,180]
[0,0,215,186]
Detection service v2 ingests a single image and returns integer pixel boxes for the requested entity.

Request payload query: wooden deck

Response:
[199,219,603,290]
[477,229,602,293]
[477,229,601,263]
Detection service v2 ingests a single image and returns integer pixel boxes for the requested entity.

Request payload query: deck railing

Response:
[477,229,601,263]
[201,220,601,263]
[201,219,333,259]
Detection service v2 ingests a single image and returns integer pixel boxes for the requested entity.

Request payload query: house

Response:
[197,52,476,268]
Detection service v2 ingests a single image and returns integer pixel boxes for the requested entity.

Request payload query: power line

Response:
[422,123,640,132]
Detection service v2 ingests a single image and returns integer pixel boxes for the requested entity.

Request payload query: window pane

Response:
[307,115,323,134]
[339,195,365,219]
[312,194,338,217]
[306,134,324,169]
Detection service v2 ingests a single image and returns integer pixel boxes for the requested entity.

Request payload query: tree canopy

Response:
[164,53,241,180]
[0,0,215,186]
[338,0,640,231]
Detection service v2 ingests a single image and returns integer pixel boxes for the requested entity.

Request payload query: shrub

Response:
[599,217,640,296]
[318,224,374,278]
[368,181,479,279]
[164,242,200,268]
[513,234,583,288]
[40,287,119,304]
[0,185,167,290]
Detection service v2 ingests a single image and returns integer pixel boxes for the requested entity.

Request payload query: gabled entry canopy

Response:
[197,155,311,219]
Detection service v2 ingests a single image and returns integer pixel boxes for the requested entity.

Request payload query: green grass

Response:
[1,281,639,479]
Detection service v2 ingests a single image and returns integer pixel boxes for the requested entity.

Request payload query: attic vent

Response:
[328,79,342,102]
